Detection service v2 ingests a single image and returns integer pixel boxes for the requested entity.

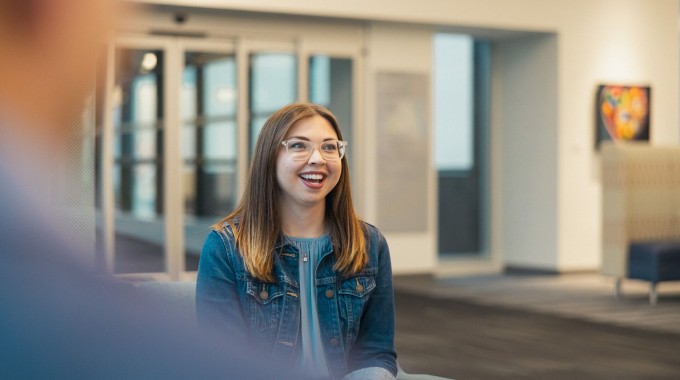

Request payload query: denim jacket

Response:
[195,221,397,379]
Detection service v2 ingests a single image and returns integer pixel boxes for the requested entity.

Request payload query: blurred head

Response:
[218,103,367,281]
[0,0,117,139]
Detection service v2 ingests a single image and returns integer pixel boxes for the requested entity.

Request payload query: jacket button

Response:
[325,289,334,298]
[259,290,269,300]
[356,284,364,292]
[329,338,339,347]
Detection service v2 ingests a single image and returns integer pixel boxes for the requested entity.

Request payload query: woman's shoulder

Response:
[204,219,241,254]
[212,218,240,238]
[361,221,381,236]
[360,221,387,247]
[357,222,390,271]
[201,219,244,269]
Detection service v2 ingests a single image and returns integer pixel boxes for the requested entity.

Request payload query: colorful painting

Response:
[596,85,650,147]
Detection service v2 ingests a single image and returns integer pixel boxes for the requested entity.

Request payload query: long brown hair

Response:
[214,103,367,282]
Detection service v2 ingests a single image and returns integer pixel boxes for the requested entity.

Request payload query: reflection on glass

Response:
[112,48,165,274]
[183,52,237,271]
[249,53,296,153]
[309,56,353,163]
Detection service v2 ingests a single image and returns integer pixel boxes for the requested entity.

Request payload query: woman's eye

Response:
[322,144,338,152]
[290,142,307,150]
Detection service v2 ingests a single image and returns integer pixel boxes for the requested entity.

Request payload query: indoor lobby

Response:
[2,0,680,379]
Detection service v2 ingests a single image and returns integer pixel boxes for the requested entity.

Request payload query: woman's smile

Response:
[299,171,328,189]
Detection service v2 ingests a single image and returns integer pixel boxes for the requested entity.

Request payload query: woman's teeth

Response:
[300,173,324,183]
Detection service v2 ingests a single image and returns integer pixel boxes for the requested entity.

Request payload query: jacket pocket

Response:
[244,279,284,335]
[337,275,376,346]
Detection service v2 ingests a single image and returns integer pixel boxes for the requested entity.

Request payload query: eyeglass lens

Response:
[285,140,345,160]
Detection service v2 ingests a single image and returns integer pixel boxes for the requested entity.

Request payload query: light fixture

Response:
[216,87,235,104]
[140,52,157,73]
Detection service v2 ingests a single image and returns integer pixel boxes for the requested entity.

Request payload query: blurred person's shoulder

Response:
[0,171,300,379]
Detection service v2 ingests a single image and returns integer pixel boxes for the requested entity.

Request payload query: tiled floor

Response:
[394,273,680,334]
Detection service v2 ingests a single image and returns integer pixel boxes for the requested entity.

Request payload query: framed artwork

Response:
[596,85,650,148]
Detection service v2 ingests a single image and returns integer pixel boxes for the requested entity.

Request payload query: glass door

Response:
[97,36,237,279]
[97,37,171,276]
[308,55,354,167]
[245,40,298,155]
[178,40,237,272]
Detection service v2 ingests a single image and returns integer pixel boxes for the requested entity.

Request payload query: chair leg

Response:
[649,282,658,306]
[614,277,622,299]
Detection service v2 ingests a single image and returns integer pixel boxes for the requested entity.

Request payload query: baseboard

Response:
[504,265,598,276]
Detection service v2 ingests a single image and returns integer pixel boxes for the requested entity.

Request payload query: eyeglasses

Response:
[280,138,348,161]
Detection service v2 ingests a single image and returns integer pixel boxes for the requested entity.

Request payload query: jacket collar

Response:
[226,217,331,253]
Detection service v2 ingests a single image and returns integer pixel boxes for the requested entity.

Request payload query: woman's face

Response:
[276,115,342,210]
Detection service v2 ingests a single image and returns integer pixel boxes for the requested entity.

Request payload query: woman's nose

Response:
[307,147,326,165]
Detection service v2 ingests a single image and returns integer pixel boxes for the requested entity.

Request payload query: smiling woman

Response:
[277,116,344,210]
[195,103,397,379]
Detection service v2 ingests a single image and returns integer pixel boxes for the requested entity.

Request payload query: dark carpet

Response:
[394,290,680,380]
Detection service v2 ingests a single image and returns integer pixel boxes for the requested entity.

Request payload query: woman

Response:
[196,103,397,379]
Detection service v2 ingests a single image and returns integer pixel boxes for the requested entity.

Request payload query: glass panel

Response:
[132,163,157,219]
[309,56,331,105]
[434,34,474,171]
[182,51,237,271]
[249,53,296,153]
[112,48,165,273]
[309,56,353,146]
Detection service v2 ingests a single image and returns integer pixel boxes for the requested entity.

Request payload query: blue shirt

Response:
[286,235,332,378]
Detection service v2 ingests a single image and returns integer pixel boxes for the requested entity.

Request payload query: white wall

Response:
[554,0,680,271]
[493,34,559,270]
[135,0,680,273]
[364,23,437,274]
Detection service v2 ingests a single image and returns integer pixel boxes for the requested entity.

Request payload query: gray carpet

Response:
[394,290,680,379]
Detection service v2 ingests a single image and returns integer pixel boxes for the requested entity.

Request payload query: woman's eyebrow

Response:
[287,136,338,141]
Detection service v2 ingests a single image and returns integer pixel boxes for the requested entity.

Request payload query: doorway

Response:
[434,33,491,257]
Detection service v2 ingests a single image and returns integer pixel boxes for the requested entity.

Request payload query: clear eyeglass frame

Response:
[280,138,348,161]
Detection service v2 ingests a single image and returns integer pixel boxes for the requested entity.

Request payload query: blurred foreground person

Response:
[0,1,299,378]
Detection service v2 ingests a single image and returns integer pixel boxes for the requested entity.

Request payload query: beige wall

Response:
[364,23,437,274]
[135,0,680,273]
[554,0,679,271]
[493,34,559,269]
